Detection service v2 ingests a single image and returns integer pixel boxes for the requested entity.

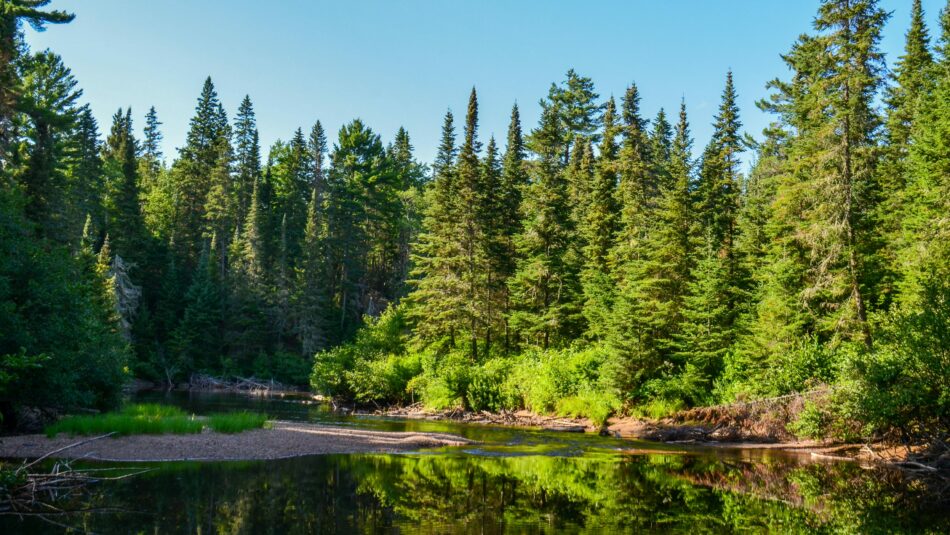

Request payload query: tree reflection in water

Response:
[3,451,947,533]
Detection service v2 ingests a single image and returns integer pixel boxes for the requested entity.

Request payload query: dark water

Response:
[2,392,948,534]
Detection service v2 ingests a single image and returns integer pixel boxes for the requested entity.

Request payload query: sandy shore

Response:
[0,421,471,462]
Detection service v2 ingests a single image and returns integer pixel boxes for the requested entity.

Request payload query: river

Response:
[2,391,948,533]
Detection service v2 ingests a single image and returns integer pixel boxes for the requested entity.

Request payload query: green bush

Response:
[467,358,518,412]
[347,353,422,404]
[555,391,620,427]
[845,279,950,440]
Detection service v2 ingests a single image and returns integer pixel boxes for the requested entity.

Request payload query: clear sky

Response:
[23,0,946,167]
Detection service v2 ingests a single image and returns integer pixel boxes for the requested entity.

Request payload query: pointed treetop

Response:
[433,109,457,178]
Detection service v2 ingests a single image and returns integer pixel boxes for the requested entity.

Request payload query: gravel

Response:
[0,421,472,462]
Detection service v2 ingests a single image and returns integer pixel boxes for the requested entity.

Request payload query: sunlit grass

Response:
[45,404,269,437]
[206,411,270,434]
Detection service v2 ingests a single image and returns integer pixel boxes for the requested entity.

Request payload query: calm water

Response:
[2,391,948,533]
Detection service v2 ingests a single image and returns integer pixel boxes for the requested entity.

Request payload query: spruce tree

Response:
[547,69,603,162]
[102,108,147,264]
[234,95,261,223]
[296,188,328,356]
[580,97,620,341]
[172,77,231,262]
[607,82,666,399]
[409,110,465,347]
[759,0,887,347]
[509,100,579,347]
[498,104,527,350]
[878,0,934,307]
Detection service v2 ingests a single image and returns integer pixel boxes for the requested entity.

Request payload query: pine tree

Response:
[899,44,950,307]
[0,0,73,159]
[203,137,235,275]
[697,71,742,260]
[607,82,664,399]
[547,69,603,162]
[478,135,505,355]
[455,88,486,358]
[309,120,328,194]
[270,128,311,262]
[69,105,105,235]
[172,77,231,262]
[16,51,81,240]
[172,246,223,372]
[671,236,730,404]
[103,108,148,263]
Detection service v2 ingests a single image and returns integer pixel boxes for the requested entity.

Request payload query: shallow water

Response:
[2,391,948,533]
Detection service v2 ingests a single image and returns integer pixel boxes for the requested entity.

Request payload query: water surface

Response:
[2,391,947,533]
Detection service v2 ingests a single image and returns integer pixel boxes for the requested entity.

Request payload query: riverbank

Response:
[370,402,949,472]
[0,421,471,461]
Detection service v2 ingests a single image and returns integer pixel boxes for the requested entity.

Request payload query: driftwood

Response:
[188,374,302,395]
[0,433,150,528]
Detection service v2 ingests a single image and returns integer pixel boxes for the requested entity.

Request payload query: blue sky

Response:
[24,0,946,167]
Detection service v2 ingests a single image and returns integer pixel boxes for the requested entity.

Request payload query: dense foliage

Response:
[1,1,947,442]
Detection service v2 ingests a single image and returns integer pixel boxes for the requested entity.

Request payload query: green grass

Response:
[206,411,270,434]
[45,404,269,437]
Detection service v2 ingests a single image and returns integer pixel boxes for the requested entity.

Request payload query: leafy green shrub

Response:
[311,305,409,400]
[844,279,950,441]
[418,351,472,409]
[555,391,620,427]
[467,358,517,412]
[347,353,422,404]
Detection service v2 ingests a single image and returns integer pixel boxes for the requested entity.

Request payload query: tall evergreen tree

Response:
[103,108,147,263]
[172,77,230,262]
[409,110,464,347]
[509,100,579,347]
[758,0,887,348]
[498,104,527,351]
[296,188,328,356]
[878,0,934,307]
[0,0,73,161]
[547,69,603,162]
[580,97,620,341]
[234,95,261,223]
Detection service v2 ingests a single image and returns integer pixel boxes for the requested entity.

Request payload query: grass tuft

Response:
[44,404,269,437]
[207,411,270,434]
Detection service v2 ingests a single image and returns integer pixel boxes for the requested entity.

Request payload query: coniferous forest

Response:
[1,0,948,445]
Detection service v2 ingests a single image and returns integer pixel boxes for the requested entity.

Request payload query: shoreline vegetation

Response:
[43,404,268,438]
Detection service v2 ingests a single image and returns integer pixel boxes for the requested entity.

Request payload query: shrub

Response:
[347,353,422,404]
[555,391,620,427]
[310,304,409,400]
